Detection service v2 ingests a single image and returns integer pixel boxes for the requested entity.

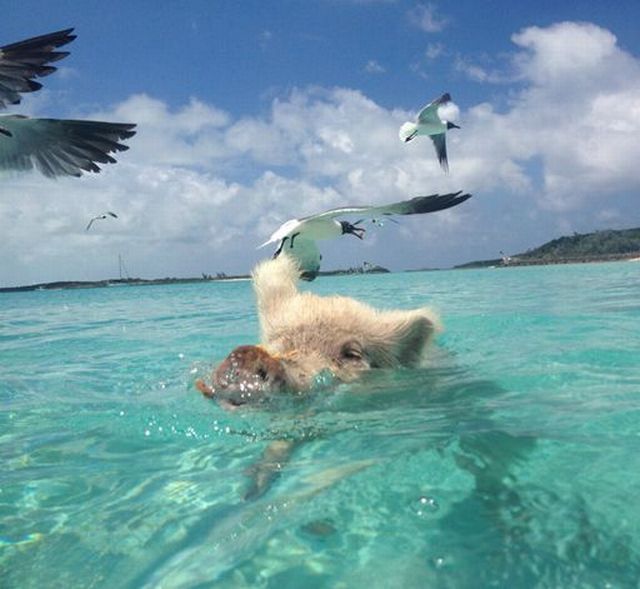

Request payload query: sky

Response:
[1,0,640,287]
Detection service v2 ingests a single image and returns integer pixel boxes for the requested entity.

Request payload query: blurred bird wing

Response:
[299,205,378,223]
[258,218,302,248]
[417,92,452,124]
[430,133,449,172]
[301,191,471,223]
[0,28,76,109]
[0,115,136,177]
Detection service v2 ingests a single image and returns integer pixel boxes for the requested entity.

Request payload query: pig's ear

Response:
[393,310,440,366]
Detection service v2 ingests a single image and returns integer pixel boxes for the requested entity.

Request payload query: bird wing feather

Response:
[0,115,136,177]
[417,92,451,124]
[0,28,76,109]
[430,133,449,173]
[298,191,471,223]
[257,218,302,248]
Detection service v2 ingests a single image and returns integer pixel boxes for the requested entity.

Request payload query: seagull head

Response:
[399,121,418,143]
[340,221,366,240]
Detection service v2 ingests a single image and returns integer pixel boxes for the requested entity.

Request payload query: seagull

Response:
[86,211,118,231]
[0,28,136,178]
[259,191,472,280]
[398,92,460,173]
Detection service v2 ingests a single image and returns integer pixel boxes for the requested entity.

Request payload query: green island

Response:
[454,227,640,269]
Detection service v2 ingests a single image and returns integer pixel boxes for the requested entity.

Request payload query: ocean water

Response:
[1,261,640,588]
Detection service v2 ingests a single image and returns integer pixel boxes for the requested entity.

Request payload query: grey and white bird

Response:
[398,92,460,173]
[0,28,136,178]
[259,191,472,280]
[86,211,118,231]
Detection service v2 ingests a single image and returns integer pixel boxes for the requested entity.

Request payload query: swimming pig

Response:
[196,254,440,406]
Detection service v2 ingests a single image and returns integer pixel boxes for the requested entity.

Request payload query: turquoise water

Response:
[2,262,640,588]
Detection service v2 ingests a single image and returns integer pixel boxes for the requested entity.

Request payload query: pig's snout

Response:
[212,345,288,404]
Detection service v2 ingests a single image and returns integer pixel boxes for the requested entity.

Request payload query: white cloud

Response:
[408,3,449,33]
[454,56,509,84]
[511,22,620,85]
[259,30,273,51]
[425,43,444,60]
[364,60,386,74]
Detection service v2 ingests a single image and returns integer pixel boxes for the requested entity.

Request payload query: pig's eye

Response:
[340,342,364,361]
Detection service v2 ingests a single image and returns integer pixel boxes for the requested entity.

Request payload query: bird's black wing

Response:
[0,28,75,109]
[373,191,472,216]
[0,115,136,177]
[430,133,449,173]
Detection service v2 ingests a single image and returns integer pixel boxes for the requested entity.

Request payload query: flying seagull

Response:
[398,92,460,173]
[259,191,472,280]
[0,28,136,178]
[86,211,118,231]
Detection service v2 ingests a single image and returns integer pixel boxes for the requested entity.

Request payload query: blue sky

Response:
[2,0,640,286]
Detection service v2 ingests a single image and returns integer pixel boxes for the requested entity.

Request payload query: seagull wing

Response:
[0,28,76,109]
[107,211,118,218]
[257,218,302,249]
[0,115,136,177]
[298,191,471,224]
[430,132,449,173]
[280,237,322,281]
[417,92,452,125]
[85,217,97,231]
[368,191,471,216]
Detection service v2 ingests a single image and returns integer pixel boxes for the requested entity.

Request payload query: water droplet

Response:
[413,495,439,517]
[432,556,445,569]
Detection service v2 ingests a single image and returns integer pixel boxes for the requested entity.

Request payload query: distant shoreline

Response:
[2,254,639,293]
[0,266,390,293]
[453,251,640,270]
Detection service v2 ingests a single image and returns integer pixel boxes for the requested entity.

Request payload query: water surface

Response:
[2,262,640,587]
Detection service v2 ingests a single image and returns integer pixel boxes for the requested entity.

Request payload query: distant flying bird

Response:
[398,92,460,173]
[0,28,136,178]
[86,211,118,231]
[259,191,472,280]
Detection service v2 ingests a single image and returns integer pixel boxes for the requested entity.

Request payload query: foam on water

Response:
[1,262,640,588]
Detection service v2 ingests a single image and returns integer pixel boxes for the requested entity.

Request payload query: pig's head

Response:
[197,255,441,406]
